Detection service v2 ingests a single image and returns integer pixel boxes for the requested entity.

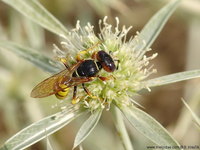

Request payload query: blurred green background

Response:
[0,0,200,149]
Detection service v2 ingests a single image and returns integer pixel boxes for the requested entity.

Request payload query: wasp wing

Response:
[31,61,83,98]
[30,69,70,98]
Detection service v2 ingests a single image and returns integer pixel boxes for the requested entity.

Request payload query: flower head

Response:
[54,16,157,111]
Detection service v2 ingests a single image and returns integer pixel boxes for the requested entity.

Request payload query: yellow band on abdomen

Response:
[55,88,69,100]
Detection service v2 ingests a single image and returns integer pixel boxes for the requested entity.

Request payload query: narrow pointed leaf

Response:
[0,41,61,73]
[0,107,86,150]
[144,70,200,88]
[2,0,68,36]
[73,109,102,149]
[23,18,45,49]
[133,0,181,52]
[46,138,54,150]
[112,106,134,150]
[182,99,200,127]
[119,105,180,150]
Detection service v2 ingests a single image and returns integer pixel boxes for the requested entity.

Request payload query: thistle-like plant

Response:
[1,0,200,150]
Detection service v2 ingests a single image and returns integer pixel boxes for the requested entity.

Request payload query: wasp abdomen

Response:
[55,85,70,100]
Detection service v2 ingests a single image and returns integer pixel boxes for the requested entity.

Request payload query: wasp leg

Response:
[56,57,70,70]
[72,86,78,104]
[98,75,116,81]
[76,51,87,61]
[114,59,120,70]
[91,51,98,60]
[76,41,102,61]
[82,83,98,99]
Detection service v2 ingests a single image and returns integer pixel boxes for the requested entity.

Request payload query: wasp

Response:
[31,42,117,104]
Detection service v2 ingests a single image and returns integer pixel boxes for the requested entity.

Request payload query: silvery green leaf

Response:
[112,106,133,150]
[144,70,200,88]
[0,107,86,150]
[2,0,68,36]
[182,99,200,128]
[0,41,61,73]
[120,105,181,150]
[23,18,45,49]
[73,109,102,149]
[46,137,54,150]
[133,0,181,52]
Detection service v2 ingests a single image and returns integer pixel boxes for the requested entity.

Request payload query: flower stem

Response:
[112,106,134,150]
